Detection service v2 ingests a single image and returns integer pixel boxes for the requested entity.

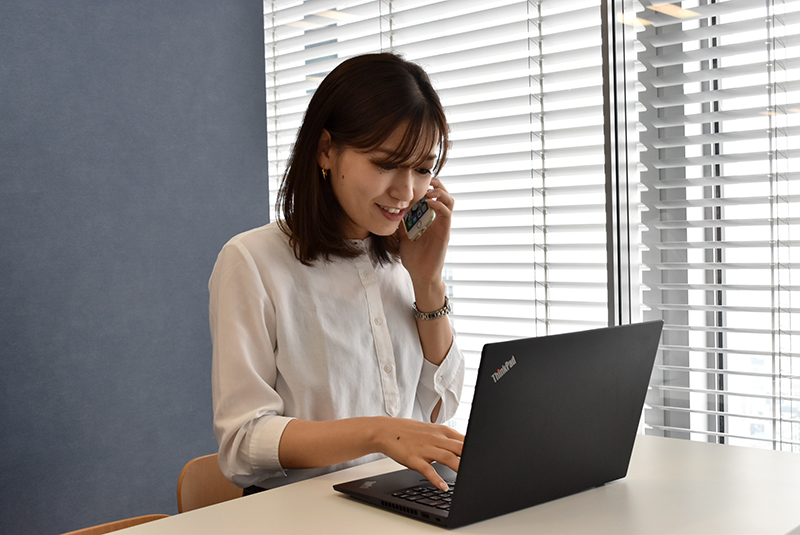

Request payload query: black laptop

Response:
[334,320,664,529]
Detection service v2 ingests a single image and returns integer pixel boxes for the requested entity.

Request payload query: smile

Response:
[379,205,404,215]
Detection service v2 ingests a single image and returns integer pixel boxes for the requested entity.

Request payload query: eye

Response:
[416,168,432,176]
[374,161,396,171]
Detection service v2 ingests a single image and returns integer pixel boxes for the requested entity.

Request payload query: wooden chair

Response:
[177,453,243,513]
[62,514,169,535]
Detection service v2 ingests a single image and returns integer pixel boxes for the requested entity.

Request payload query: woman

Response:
[210,53,464,494]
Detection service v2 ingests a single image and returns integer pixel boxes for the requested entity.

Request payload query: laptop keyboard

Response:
[392,483,456,511]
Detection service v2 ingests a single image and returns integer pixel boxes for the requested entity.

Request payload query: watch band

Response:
[413,296,452,321]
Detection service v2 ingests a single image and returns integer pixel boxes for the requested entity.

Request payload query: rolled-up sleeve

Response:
[416,323,465,424]
[209,240,293,487]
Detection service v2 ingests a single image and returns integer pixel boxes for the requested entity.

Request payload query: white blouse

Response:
[209,223,465,488]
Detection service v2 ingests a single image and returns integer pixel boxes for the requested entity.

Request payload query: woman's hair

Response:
[276,52,449,265]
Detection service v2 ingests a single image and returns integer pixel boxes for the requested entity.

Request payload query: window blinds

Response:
[263,0,608,431]
[634,0,800,449]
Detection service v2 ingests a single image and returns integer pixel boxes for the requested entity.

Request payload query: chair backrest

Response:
[177,453,243,513]
[62,514,169,535]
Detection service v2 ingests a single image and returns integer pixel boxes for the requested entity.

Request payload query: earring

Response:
[321,168,329,180]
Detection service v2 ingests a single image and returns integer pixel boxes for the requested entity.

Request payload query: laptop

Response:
[334,320,664,529]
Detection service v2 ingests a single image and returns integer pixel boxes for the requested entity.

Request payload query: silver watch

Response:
[413,296,452,321]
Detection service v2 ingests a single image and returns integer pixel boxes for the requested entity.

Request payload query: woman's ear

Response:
[317,129,333,170]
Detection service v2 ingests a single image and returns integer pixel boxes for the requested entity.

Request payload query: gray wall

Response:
[0,2,268,533]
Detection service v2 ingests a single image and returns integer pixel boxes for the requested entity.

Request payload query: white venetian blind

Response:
[263,0,608,432]
[634,0,800,449]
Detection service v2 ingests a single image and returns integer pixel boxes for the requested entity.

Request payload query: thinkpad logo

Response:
[491,356,517,383]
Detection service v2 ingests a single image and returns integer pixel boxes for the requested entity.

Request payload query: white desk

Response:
[121,435,800,534]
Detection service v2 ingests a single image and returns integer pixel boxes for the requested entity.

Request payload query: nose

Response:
[388,168,415,203]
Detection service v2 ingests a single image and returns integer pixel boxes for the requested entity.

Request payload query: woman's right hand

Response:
[373,417,464,491]
[279,416,464,491]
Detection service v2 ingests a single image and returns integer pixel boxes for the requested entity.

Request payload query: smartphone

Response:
[403,196,436,241]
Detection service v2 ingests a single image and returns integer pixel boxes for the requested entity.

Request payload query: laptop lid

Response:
[334,320,664,529]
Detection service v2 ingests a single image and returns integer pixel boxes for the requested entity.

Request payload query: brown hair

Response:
[276,53,449,265]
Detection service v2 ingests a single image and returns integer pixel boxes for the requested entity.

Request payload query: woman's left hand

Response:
[398,177,455,368]
[396,176,454,290]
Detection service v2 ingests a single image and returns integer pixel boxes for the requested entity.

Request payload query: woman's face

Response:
[318,125,437,240]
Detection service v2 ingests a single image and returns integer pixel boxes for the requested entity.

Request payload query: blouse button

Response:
[384,364,393,373]
[362,271,372,279]
[374,317,383,325]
